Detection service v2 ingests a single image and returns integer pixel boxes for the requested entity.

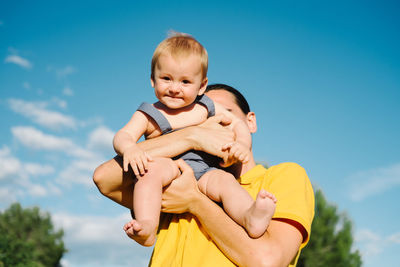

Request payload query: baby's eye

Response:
[182,80,190,84]
[162,77,170,81]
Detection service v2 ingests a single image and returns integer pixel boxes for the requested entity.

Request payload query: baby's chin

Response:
[161,98,194,110]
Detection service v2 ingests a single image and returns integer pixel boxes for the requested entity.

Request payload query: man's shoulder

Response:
[268,162,306,173]
[265,162,309,183]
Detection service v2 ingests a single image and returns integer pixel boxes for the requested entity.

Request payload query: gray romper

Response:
[137,94,220,180]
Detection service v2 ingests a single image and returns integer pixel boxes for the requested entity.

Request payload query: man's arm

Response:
[191,193,302,267]
[162,160,303,267]
[138,114,233,160]
[93,115,235,209]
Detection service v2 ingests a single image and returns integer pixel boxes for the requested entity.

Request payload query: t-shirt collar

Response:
[239,164,266,185]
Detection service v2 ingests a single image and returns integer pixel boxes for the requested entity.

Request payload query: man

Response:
[94,84,314,266]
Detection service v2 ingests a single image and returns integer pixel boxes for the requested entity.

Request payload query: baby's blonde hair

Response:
[151,31,208,80]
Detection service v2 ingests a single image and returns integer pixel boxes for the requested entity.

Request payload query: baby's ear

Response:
[150,77,155,88]
[198,77,208,95]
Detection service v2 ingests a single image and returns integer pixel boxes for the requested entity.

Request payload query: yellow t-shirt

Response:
[149,163,315,267]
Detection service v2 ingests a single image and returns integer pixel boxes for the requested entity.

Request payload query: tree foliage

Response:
[0,203,66,267]
[297,189,362,267]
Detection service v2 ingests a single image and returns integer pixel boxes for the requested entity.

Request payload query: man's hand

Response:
[161,159,203,214]
[192,114,235,162]
[122,144,153,176]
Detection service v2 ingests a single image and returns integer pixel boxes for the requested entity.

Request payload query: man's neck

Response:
[228,155,256,177]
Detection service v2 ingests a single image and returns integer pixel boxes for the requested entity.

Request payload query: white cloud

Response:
[10,126,107,187]
[349,163,400,201]
[388,232,400,244]
[53,212,130,243]
[51,97,68,109]
[8,47,18,54]
[63,86,74,96]
[11,126,94,158]
[88,126,115,152]
[0,146,55,179]
[46,182,62,195]
[8,98,77,130]
[53,212,152,267]
[355,228,400,262]
[29,184,47,197]
[0,188,17,207]
[355,229,381,243]
[12,126,75,150]
[0,145,56,200]
[57,158,102,187]
[60,259,70,267]
[0,147,10,157]
[0,146,22,180]
[355,229,382,260]
[57,65,76,78]
[47,65,77,78]
[25,163,55,176]
[4,54,33,69]
[79,116,104,128]
[23,82,31,89]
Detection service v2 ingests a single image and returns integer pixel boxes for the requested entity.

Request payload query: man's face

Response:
[205,90,246,120]
[206,89,257,134]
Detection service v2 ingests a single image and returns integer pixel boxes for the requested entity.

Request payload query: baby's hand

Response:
[123,145,153,176]
[220,142,251,167]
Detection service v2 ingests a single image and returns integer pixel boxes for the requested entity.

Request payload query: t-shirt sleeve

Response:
[265,162,315,245]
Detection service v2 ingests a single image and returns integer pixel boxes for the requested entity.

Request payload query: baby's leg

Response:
[124,157,179,246]
[198,169,276,238]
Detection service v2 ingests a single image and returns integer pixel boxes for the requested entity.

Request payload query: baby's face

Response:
[151,52,207,109]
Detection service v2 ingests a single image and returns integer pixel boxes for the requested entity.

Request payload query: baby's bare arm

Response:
[214,102,252,166]
[113,111,152,176]
[113,111,148,155]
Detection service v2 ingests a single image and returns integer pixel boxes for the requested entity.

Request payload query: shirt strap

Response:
[137,102,172,134]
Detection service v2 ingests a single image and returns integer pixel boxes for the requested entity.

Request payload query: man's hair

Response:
[206,84,250,114]
[151,31,208,80]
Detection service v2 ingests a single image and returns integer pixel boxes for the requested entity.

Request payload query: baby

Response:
[114,32,276,246]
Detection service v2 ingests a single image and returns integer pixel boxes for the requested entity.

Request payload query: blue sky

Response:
[1,1,399,266]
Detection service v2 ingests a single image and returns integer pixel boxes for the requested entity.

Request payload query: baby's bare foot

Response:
[244,189,277,238]
[123,219,156,247]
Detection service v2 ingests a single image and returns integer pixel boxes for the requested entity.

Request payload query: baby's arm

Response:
[113,111,152,176]
[214,102,252,167]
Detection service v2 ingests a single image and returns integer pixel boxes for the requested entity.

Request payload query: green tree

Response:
[0,203,66,267]
[297,189,362,267]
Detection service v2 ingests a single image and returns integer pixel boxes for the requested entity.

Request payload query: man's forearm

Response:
[190,194,270,266]
[137,126,196,158]
[138,115,234,160]
[190,194,302,267]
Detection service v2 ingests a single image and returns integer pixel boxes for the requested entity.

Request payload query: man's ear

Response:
[198,77,208,95]
[246,112,257,133]
[150,77,155,88]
